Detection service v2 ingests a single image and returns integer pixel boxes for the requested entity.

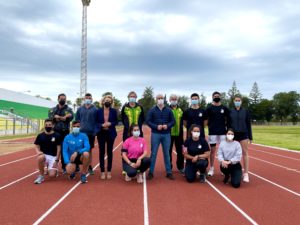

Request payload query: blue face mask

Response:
[128,97,136,103]
[84,99,92,105]
[72,127,80,135]
[234,101,241,107]
[191,99,199,105]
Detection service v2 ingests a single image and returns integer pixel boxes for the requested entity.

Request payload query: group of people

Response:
[34,91,252,188]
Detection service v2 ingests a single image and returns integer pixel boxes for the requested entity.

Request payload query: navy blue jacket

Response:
[97,107,118,139]
[146,105,175,134]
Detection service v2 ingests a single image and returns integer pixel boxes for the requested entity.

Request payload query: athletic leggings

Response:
[122,157,151,177]
[220,162,242,188]
[97,130,115,172]
[185,159,208,183]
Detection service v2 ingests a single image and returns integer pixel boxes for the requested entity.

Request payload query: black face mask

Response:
[59,100,66,105]
[104,102,111,108]
[45,127,52,132]
[213,97,221,103]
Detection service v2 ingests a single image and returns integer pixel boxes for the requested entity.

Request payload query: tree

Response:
[256,99,274,123]
[227,81,241,108]
[220,92,230,108]
[249,82,262,105]
[178,95,189,111]
[101,92,122,111]
[138,86,155,117]
[200,93,207,107]
[75,97,83,106]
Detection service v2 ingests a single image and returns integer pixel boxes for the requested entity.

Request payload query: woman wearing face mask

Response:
[97,95,118,180]
[229,95,253,183]
[218,129,242,188]
[121,124,151,183]
[183,124,210,183]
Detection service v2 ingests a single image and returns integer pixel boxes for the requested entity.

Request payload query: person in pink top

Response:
[121,124,151,183]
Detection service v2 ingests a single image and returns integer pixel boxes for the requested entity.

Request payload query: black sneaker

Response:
[69,172,76,180]
[88,166,95,175]
[147,172,154,180]
[223,174,230,184]
[199,174,206,183]
[166,173,175,180]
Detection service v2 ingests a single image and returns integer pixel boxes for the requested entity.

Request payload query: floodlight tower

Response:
[80,0,91,98]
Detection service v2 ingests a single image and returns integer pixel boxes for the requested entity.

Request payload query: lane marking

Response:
[32,141,123,225]
[143,172,149,225]
[0,155,36,167]
[249,156,300,174]
[207,181,259,225]
[249,148,300,161]
[252,143,300,154]
[248,171,300,197]
[0,171,38,191]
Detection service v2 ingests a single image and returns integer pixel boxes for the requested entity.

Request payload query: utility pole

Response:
[80,0,91,98]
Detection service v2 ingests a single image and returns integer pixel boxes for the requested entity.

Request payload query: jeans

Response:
[149,132,172,174]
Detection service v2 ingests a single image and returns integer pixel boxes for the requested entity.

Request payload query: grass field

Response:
[252,126,300,150]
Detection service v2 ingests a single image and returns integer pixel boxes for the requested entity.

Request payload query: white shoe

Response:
[34,175,44,184]
[243,173,249,183]
[125,174,132,182]
[207,167,214,177]
[137,173,143,183]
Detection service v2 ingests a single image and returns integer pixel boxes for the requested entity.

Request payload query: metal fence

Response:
[0,117,43,136]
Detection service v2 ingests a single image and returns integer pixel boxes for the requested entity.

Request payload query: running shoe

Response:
[34,175,44,184]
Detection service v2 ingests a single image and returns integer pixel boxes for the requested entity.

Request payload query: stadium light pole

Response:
[80,0,91,98]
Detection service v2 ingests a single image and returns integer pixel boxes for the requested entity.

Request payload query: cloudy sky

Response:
[0,0,299,104]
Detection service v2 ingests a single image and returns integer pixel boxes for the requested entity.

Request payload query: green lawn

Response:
[252,126,300,151]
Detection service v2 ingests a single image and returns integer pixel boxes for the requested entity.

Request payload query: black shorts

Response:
[87,135,95,149]
[72,153,83,165]
[234,132,248,142]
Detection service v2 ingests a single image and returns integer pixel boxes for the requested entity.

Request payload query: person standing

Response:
[183,93,208,139]
[206,91,229,176]
[97,95,118,180]
[121,91,145,141]
[76,93,98,175]
[229,95,253,183]
[48,93,74,173]
[168,94,184,174]
[34,119,61,184]
[218,129,243,188]
[146,93,175,180]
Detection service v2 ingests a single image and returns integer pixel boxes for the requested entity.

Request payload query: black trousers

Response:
[97,130,116,172]
[169,135,184,171]
[185,159,208,183]
[220,163,242,188]
[122,157,151,177]
[56,129,69,170]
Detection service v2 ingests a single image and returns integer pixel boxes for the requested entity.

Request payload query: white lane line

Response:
[248,171,300,197]
[207,181,259,225]
[0,155,35,167]
[0,171,38,191]
[249,156,300,174]
[143,172,149,225]
[252,143,300,154]
[249,148,300,161]
[32,141,123,225]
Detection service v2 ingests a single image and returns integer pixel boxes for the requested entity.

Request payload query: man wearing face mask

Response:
[34,119,61,184]
[206,91,230,177]
[168,94,184,174]
[228,95,253,183]
[76,93,98,175]
[183,93,208,139]
[146,93,175,180]
[48,93,74,173]
[121,91,145,141]
[63,121,90,183]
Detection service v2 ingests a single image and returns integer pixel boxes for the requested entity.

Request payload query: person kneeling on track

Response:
[218,129,242,188]
[34,119,61,184]
[183,124,210,183]
[63,121,90,183]
[121,124,151,183]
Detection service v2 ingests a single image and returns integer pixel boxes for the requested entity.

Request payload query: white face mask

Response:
[132,130,140,137]
[170,100,177,106]
[227,134,234,141]
[157,99,164,106]
[192,131,200,138]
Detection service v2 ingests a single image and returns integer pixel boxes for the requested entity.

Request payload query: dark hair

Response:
[72,120,80,125]
[212,91,221,97]
[44,119,53,124]
[191,93,199,98]
[188,124,201,138]
[57,93,66,99]
[234,94,242,99]
[85,93,92,97]
[129,124,139,137]
[226,128,235,134]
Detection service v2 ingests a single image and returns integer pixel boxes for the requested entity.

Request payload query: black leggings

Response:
[220,163,242,188]
[169,135,184,170]
[185,159,208,183]
[97,130,115,172]
[122,158,151,177]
